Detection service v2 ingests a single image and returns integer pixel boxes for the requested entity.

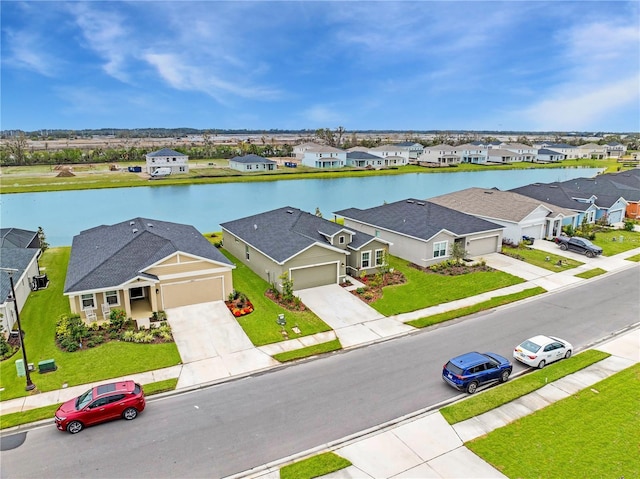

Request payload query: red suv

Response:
[55,380,145,434]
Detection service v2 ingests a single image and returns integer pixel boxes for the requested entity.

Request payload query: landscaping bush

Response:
[109,308,127,331]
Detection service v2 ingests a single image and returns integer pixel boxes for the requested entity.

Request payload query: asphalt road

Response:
[2,266,638,478]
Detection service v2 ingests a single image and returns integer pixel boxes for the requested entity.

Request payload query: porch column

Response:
[150,286,159,312]
[122,289,132,318]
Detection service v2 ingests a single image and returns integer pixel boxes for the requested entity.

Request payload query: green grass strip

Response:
[626,253,640,262]
[407,287,546,328]
[0,378,179,430]
[440,349,610,425]
[574,267,607,279]
[467,364,640,479]
[280,452,352,479]
[273,339,342,363]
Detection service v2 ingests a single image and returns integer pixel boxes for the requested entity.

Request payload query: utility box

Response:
[38,359,57,373]
[16,359,26,377]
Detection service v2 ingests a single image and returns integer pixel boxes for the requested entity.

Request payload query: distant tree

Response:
[3,132,29,165]
[315,126,346,147]
[315,207,323,218]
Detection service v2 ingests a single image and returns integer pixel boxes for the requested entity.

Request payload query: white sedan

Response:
[513,335,573,369]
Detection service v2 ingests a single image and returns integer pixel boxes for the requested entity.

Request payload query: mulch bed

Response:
[264,290,307,311]
[350,271,406,303]
[409,262,495,275]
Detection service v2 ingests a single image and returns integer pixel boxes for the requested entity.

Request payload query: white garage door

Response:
[161,277,224,309]
[522,224,544,239]
[291,263,338,290]
[467,235,499,256]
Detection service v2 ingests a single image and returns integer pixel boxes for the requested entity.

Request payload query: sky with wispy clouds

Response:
[2,1,639,132]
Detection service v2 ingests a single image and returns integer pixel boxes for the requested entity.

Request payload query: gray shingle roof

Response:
[347,151,382,160]
[64,218,233,294]
[221,207,376,263]
[335,199,503,241]
[0,228,38,249]
[510,183,592,212]
[146,148,187,157]
[230,154,277,164]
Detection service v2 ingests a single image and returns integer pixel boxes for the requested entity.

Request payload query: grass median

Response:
[280,452,352,479]
[575,267,606,279]
[440,349,610,424]
[273,339,342,362]
[468,363,640,479]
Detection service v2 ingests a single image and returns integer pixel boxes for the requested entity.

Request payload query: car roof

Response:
[94,380,135,397]
[526,335,554,345]
[449,352,491,368]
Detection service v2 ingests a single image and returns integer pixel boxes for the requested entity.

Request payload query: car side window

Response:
[89,397,109,408]
[552,342,563,350]
[544,344,553,352]
[106,394,126,404]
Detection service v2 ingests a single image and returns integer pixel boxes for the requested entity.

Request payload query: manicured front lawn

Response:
[502,245,583,271]
[370,256,525,316]
[575,268,606,279]
[280,452,352,479]
[0,248,181,401]
[273,339,342,362]
[440,349,609,424]
[218,248,332,346]
[592,228,640,255]
[467,363,640,479]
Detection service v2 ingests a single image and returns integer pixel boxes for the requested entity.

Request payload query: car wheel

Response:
[560,244,568,251]
[466,381,479,394]
[538,359,546,369]
[67,421,83,434]
[500,369,511,383]
[586,251,594,258]
[122,407,138,420]
[565,350,572,359]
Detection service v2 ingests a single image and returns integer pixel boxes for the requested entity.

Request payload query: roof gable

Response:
[146,148,187,157]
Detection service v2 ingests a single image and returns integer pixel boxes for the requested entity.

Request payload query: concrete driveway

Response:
[296,284,415,348]
[167,301,278,389]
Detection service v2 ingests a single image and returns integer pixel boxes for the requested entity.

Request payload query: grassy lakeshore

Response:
[0,158,620,194]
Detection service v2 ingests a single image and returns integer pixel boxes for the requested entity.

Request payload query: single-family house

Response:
[605,142,627,158]
[486,148,519,164]
[346,151,385,169]
[64,218,234,323]
[417,144,461,166]
[575,143,606,159]
[428,188,578,243]
[559,177,630,224]
[300,145,346,169]
[221,207,391,290]
[292,142,322,159]
[229,154,277,172]
[602,169,640,219]
[539,143,579,159]
[537,148,566,163]
[457,143,488,164]
[367,145,410,166]
[334,199,504,267]
[502,143,537,162]
[0,228,42,334]
[393,141,424,160]
[145,148,189,174]
[510,183,598,228]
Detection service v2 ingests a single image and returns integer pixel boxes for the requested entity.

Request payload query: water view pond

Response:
[1,167,602,246]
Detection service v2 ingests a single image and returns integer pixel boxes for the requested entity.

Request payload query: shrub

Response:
[624,220,635,232]
[109,309,127,331]
[121,330,135,342]
[56,314,89,351]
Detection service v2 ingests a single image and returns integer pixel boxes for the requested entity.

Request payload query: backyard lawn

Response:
[369,256,525,316]
[468,364,640,479]
[0,247,181,401]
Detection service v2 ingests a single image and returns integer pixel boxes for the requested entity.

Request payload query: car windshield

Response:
[75,389,94,410]
[520,339,542,353]
[445,361,464,376]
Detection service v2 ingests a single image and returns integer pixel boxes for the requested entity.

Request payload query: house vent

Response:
[406,200,414,204]
[286,210,293,214]
[147,223,154,227]
[132,228,138,233]
[416,201,425,205]
[483,191,493,194]
[129,221,135,226]
[254,224,258,230]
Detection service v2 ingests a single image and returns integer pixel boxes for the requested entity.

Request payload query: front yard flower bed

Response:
[225,291,255,317]
[411,259,493,275]
[351,270,406,303]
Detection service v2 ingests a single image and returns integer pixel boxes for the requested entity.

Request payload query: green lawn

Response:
[370,256,525,316]
[217,248,332,346]
[626,253,640,262]
[0,248,181,401]
[273,339,342,362]
[280,452,352,479]
[440,349,609,424]
[574,267,606,279]
[592,228,640,255]
[467,364,640,479]
[502,245,583,271]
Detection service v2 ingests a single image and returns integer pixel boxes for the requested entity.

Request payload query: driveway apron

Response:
[296,284,414,348]
[167,302,278,388]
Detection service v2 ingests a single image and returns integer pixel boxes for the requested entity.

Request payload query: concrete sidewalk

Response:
[236,327,640,479]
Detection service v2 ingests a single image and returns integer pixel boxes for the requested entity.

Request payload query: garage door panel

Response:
[162,277,223,309]
[467,236,499,256]
[291,263,337,290]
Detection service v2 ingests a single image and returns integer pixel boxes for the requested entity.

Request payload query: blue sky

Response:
[2,1,639,132]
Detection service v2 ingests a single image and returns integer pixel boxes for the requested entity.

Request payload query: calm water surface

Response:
[1,168,602,246]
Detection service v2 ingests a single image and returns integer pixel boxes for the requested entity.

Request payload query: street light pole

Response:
[4,269,36,391]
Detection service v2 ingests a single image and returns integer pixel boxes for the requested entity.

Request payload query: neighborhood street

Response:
[1,267,638,479]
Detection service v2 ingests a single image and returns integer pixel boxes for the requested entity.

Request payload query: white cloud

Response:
[2,29,57,77]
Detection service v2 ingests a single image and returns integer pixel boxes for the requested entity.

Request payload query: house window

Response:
[375,230,380,237]
[130,287,145,300]
[151,159,155,163]
[105,290,119,306]
[339,235,345,244]
[245,244,250,260]
[433,241,448,258]
[361,251,371,268]
[81,294,95,309]
[375,249,385,266]
[179,166,185,172]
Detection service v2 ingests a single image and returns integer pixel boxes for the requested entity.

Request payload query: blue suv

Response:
[442,351,512,394]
